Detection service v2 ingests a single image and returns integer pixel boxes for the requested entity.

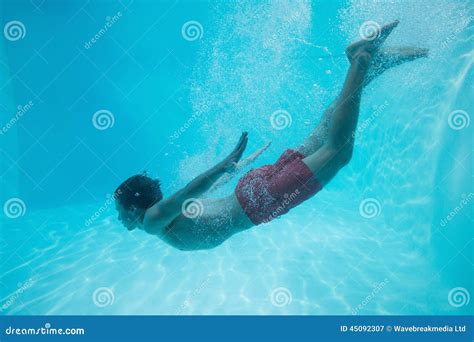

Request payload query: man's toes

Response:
[417,48,429,57]
[374,20,399,47]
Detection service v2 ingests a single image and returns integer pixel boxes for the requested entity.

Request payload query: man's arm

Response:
[142,132,249,236]
[207,141,271,193]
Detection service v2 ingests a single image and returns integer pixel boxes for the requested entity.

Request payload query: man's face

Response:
[116,202,142,231]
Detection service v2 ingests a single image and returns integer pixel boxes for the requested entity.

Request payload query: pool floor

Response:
[0,189,454,315]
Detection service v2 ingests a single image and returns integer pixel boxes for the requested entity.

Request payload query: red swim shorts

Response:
[234,149,322,225]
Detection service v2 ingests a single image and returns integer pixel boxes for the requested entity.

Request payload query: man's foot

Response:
[345,20,400,67]
[364,46,429,85]
[345,21,429,84]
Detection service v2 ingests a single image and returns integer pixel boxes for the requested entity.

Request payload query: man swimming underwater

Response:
[115,21,428,251]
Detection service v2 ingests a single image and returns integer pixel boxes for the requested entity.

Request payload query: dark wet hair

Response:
[114,173,163,210]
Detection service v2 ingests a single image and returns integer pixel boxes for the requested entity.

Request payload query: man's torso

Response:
[160,194,253,250]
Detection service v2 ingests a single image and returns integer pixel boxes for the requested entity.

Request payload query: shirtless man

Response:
[115,21,428,251]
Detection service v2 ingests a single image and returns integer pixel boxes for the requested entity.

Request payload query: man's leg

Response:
[301,21,400,186]
[298,26,428,158]
[298,99,338,156]
[302,55,369,186]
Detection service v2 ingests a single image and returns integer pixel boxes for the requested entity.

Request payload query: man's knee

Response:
[340,146,353,166]
[330,145,353,167]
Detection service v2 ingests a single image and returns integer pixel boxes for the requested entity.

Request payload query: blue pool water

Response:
[0,0,472,315]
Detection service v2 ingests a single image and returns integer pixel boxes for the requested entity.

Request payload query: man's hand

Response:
[144,132,249,234]
[220,132,248,173]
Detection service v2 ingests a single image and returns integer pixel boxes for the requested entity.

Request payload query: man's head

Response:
[114,173,163,231]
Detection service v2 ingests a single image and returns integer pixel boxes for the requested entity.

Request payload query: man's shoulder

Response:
[142,205,167,236]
